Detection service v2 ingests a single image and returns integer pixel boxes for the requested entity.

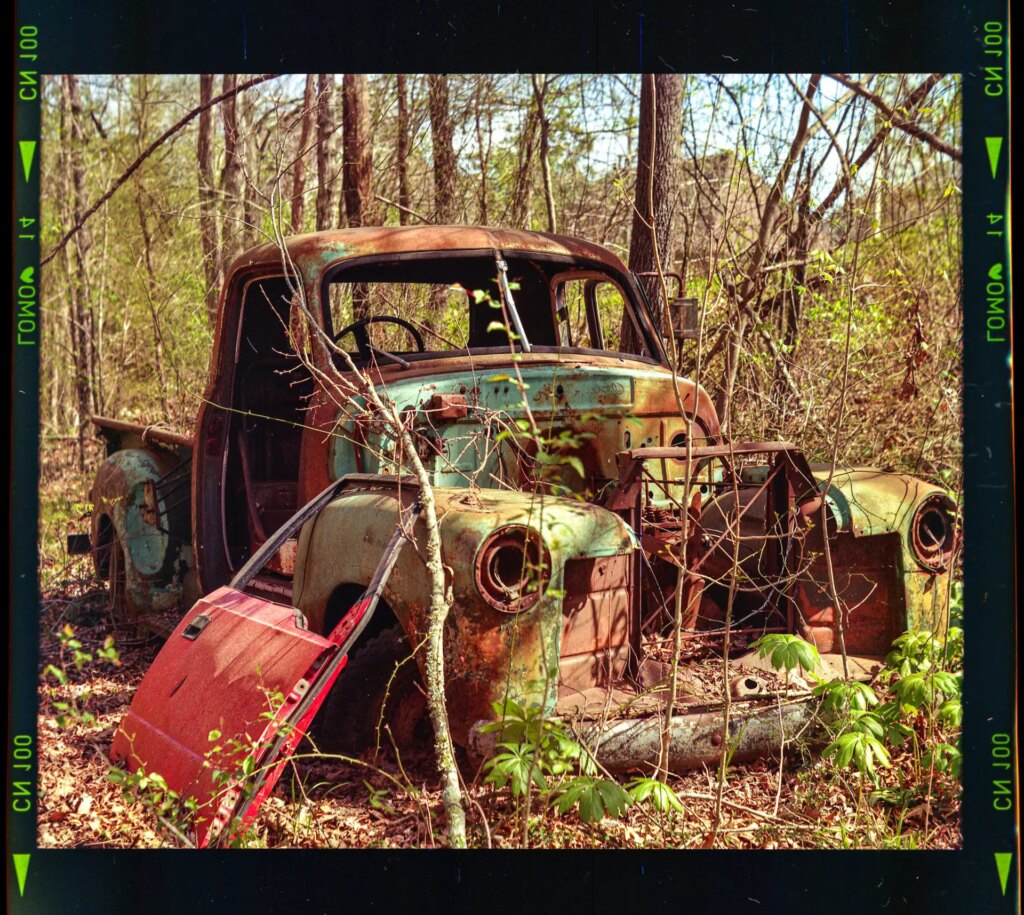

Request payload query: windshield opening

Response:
[322,252,659,368]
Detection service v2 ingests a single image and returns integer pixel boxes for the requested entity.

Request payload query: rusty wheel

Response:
[105,528,132,624]
[315,625,430,757]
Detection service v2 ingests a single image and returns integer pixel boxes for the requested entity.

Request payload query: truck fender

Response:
[90,447,194,617]
[291,486,637,747]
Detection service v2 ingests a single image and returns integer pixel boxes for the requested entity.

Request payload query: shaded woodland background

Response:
[39,73,962,483]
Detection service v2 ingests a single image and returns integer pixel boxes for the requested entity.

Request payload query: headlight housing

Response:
[910,494,958,571]
[474,525,550,613]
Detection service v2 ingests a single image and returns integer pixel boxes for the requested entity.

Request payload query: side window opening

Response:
[552,275,649,358]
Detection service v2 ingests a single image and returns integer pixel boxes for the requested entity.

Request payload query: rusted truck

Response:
[84,227,957,838]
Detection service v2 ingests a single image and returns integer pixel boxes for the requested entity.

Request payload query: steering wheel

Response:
[332,315,426,357]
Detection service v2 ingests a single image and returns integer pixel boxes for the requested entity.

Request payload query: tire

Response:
[315,625,430,756]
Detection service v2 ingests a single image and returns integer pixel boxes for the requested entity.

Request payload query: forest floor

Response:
[37,450,961,851]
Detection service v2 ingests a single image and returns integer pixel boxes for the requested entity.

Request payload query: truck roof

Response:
[234,225,629,275]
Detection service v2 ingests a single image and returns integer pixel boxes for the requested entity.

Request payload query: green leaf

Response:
[596,780,631,819]
[937,698,963,727]
[44,664,68,685]
[577,786,604,823]
[627,777,684,814]
[562,456,586,479]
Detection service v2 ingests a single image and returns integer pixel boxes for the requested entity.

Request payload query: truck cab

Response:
[92,227,958,767]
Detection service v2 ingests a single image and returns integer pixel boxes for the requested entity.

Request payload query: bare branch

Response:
[41,73,279,268]
[828,73,961,161]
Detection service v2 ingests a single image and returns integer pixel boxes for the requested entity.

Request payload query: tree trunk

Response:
[622,74,683,351]
[133,76,171,420]
[396,74,411,226]
[61,75,97,469]
[340,74,373,229]
[240,93,259,248]
[219,74,245,263]
[428,74,457,224]
[427,74,458,328]
[315,74,336,231]
[532,74,557,233]
[473,77,492,224]
[197,74,221,325]
[289,75,316,235]
[341,74,373,320]
[508,105,537,230]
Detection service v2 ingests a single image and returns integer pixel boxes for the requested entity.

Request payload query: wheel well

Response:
[322,583,402,647]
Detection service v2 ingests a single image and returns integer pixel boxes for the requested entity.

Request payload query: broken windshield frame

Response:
[317,249,666,368]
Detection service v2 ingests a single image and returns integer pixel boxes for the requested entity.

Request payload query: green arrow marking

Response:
[995,853,1012,896]
[18,140,36,182]
[985,137,1003,179]
[12,854,30,897]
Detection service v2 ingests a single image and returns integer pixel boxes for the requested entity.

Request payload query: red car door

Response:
[111,477,420,847]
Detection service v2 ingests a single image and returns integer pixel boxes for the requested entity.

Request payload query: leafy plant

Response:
[554,777,631,823]
[481,698,654,827]
[749,633,820,677]
[42,626,120,728]
[822,730,891,783]
[625,776,685,815]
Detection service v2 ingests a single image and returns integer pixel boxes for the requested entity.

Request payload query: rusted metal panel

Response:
[92,414,194,453]
[794,532,904,656]
[110,587,335,844]
[292,484,636,746]
[237,226,631,279]
[559,554,632,690]
[90,447,194,618]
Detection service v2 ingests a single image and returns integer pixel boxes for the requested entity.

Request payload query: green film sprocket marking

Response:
[18,140,35,181]
[12,853,30,896]
[994,853,1012,896]
[985,137,1003,179]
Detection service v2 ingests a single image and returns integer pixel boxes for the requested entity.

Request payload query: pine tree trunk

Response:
[396,74,411,226]
[315,74,335,231]
[341,74,373,319]
[428,74,457,224]
[197,74,221,325]
[622,74,683,351]
[340,73,373,228]
[427,75,458,326]
[289,75,315,235]
[220,74,245,263]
